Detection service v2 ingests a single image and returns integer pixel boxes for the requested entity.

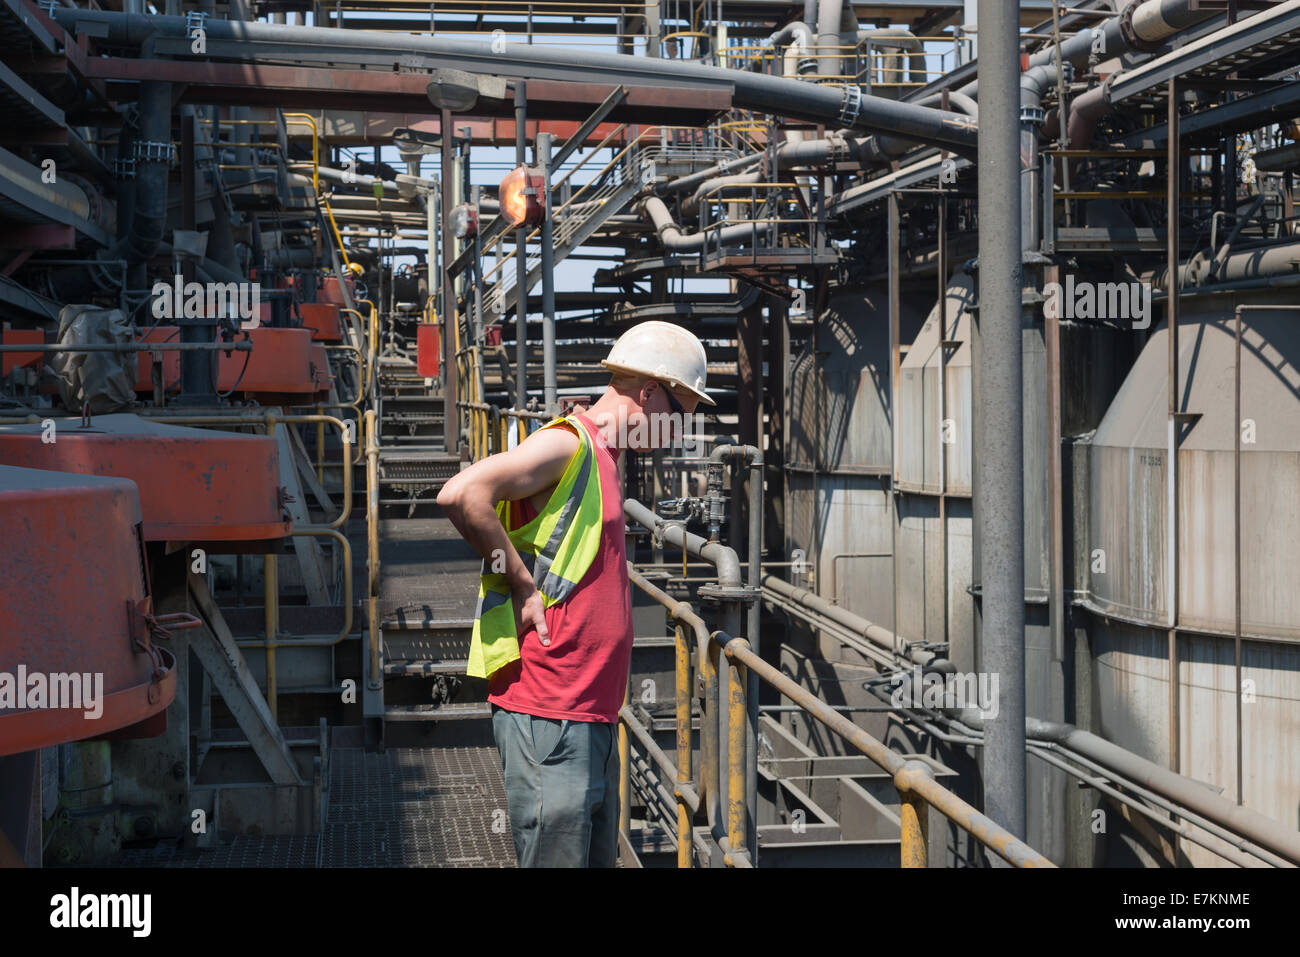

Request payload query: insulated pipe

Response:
[49,10,978,154]
[671,89,978,209]
[939,710,1300,866]
[109,80,171,290]
[767,19,814,67]
[1020,65,1056,251]
[949,0,1220,103]
[641,195,773,252]
[976,0,1026,858]
[1042,82,1109,151]
[856,28,922,93]
[1150,237,1300,289]
[815,0,845,79]
[761,573,948,669]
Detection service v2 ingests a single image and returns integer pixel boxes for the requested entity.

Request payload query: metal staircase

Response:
[483,142,652,320]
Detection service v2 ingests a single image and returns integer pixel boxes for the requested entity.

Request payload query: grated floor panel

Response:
[107,746,516,868]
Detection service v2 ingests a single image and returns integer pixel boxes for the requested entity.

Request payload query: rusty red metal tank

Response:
[300,303,343,342]
[318,276,354,306]
[0,414,291,542]
[0,465,179,756]
[1,328,43,377]
[310,343,332,402]
[132,327,319,400]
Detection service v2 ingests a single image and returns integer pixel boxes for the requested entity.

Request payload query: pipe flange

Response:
[1118,0,1165,54]
[113,157,137,179]
[134,139,177,165]
[37,0,56,15]
[836,84,863,128]
[697,583,762,604]
[185,10,209,33]
[825,132,851,163]
[797,56,817,75]
[1020,105,1045,126]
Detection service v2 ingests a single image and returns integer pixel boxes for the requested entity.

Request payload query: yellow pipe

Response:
[321,195,352,271]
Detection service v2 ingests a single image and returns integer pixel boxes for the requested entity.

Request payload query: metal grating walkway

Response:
[106,746,516,868]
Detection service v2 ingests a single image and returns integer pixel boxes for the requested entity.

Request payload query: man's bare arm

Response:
[436,425,580,645]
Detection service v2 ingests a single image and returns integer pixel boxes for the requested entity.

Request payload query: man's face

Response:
[625,379,699,452]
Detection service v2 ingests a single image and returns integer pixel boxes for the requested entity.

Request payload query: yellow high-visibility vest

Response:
[466,415,605,680]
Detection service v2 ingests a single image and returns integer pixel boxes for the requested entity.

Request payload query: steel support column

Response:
[514,82,528,421]
[441,107,458,453]
[538,131,557,414]
[976,0,1026,858]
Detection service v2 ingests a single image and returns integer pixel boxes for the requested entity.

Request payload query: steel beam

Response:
[79,56,731,125]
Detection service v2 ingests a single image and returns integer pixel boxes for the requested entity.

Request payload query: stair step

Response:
[384,702,492,722]
[384,659,469,676]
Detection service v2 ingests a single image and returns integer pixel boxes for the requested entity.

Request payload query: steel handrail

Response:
[622,561,1053,869]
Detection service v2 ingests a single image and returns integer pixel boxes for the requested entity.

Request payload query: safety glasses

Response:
[660,383,685,416]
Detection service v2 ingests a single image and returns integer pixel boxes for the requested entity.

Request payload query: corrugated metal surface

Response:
[1088,303,1300,639]
[1092,620,1300,866]
[898,275,974,494]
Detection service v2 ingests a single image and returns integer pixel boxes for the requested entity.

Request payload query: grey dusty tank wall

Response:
[1083,295,1300,866]
[778,273,1190,867]
[784,284,928,667]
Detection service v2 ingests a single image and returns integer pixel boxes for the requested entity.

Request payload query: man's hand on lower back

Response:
[513,581,550,647]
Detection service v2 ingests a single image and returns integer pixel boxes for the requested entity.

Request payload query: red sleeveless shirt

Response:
[487,413,634,723]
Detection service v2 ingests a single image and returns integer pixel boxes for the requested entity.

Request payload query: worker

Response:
[437,320,715,867]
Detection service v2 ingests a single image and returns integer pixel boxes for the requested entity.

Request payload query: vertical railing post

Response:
[895,760,935,868]
[674,623,693,868]
[701,633,720,845]
[619,676,631,843]
[725,641,747,866]
[365,408,382,688]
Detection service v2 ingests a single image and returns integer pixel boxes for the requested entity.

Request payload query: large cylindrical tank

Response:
[0,465,176,756]
[1085,297,1300,865]
[785,285,930,652]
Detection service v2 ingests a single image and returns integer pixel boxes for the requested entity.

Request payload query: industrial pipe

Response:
[105,80,171,291]
[50,10,979,154]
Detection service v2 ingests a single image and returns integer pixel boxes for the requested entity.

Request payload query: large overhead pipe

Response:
[975,0,1026,860]
[668,88,978,208]
[49,10,978,155]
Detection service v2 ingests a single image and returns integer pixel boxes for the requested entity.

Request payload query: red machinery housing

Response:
[0,414,292,543]
[0,465,177,757]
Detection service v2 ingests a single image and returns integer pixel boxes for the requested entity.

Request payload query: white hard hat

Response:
[601,320,716,406]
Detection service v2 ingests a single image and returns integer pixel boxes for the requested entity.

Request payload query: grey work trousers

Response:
[491,704,619,868]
